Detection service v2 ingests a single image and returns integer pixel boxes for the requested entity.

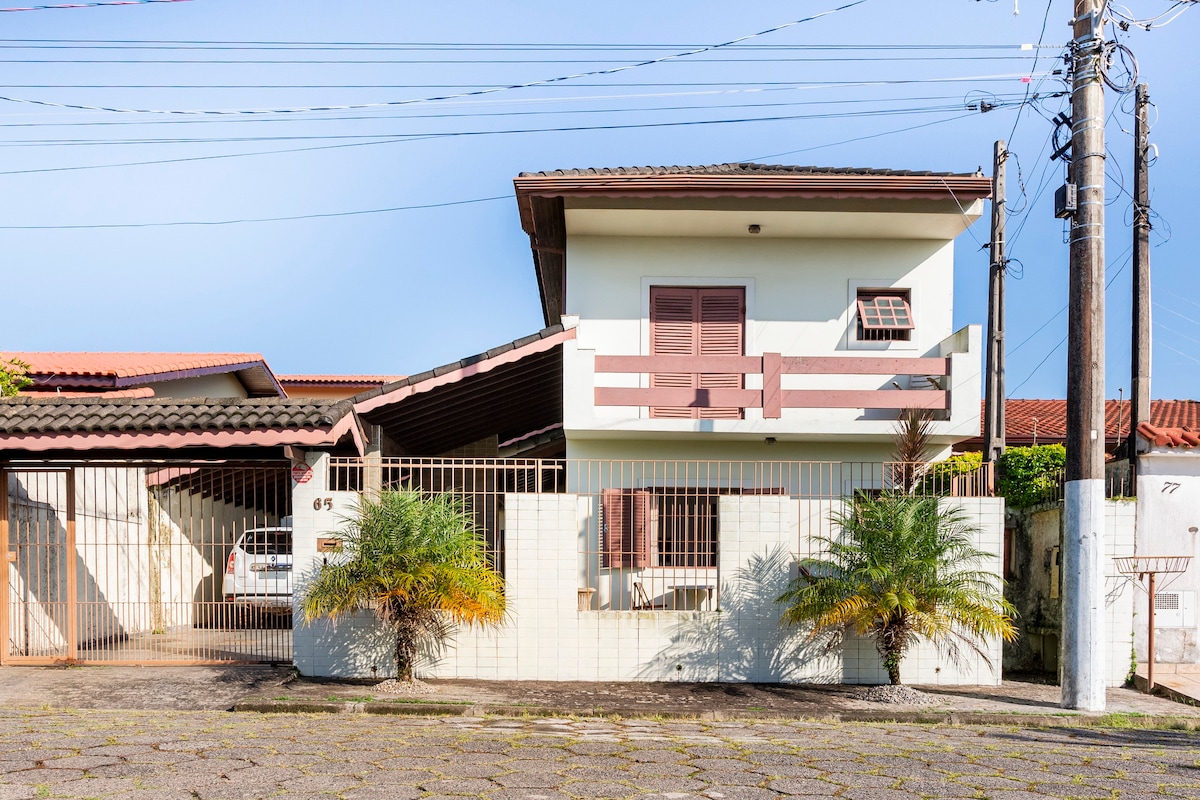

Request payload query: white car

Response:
[223,527,293,613]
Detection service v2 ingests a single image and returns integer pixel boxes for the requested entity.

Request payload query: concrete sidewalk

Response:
[2,664,1199,725]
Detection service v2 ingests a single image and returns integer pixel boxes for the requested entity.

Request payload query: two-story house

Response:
[293,163,1004,685]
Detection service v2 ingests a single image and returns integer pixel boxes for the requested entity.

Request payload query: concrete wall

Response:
[1134,450,1200,664]
[561,233,981,443]
[292,453,1007,685]
[1003,500,1137,687]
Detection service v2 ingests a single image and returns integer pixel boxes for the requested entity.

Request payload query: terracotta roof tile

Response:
[518,163,982,178]
[4,351,285,397]
[0,397,352,436]
[1138,422,1200,448]
[23,387,156,399]
[6,352,264,380]
[981,399,1200,441]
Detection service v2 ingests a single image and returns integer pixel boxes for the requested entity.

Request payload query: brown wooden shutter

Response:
[649,286,745,419]
[600,488,651,568]
[649,287,698,419]
[697,288,745,419]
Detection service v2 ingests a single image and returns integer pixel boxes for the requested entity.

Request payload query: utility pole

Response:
[983,140,1008,466]
[1062,0,1108,712]
[1130,83,1151,477]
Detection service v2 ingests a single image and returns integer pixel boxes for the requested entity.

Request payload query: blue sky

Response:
[1,0,1197,400]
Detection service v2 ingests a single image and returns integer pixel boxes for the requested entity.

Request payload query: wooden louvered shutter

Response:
[649,287,699,419]
[601,488,651,568]
[697,288,745,419]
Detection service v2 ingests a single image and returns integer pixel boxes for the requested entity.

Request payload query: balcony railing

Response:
[593,354,951,415]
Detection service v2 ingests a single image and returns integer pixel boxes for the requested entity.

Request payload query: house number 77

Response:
[313,497,334,510]
[1162,482,1181,494]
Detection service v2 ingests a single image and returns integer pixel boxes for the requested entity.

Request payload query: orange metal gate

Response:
[2,463,293,665]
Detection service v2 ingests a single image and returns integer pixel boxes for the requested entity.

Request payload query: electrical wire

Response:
[0,194,510,229]
[0,102,1003,148]
[0,0,187,10]
[0,114,984,228]
[0,71,1058,119]
[0,91,1032,129]
[0,0,876,117]
[0,38,1068,50]
[0,107,981,176]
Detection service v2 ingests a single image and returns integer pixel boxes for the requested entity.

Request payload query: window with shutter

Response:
[649,286,745,419]
[856,289,913,342]
[600,488,651,568]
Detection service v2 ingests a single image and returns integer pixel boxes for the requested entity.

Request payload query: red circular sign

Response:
[291,463,313,484]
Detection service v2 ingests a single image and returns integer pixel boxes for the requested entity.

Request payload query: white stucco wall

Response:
[292,452,1007,686]
[560,234,981,443]
[1134,450,1200,664]
[146,372,248,399]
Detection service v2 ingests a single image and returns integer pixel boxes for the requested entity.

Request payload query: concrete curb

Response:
[230,699,1200,728]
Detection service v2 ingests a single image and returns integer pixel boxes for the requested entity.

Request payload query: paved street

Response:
[2,709,1200,799]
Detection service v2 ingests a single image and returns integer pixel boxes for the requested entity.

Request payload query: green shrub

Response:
[920,452,984,495]
[997,445,1066,508]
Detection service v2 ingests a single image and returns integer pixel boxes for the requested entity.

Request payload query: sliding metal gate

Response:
[2,463,292,665]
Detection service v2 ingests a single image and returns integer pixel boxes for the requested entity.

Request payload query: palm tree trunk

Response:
[394,629,415,682]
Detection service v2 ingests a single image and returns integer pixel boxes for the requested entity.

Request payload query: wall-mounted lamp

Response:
[764,437,777,446]
[747,224,762,234]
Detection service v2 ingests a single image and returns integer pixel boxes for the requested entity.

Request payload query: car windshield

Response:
[241,529,292,555]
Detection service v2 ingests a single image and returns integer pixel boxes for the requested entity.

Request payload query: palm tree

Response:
[777,492,1017,685]
[301,489,506,682]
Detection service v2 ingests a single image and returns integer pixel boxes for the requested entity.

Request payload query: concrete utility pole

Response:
[1062,0,1108,712]
[1129,83,1151,475]
[983,140,1008,465]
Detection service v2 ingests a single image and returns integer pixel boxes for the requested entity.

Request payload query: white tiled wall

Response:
[1105,500,1137,686]
[292,454,1009,685]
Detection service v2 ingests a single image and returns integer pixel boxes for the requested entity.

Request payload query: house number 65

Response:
[313,497,334,510]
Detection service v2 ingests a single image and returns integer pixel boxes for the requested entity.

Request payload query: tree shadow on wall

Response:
[640,545,841,683]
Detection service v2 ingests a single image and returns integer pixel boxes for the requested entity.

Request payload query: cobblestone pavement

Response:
[2,709,1200,799]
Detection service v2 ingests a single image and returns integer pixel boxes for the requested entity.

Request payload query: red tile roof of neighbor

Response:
[4,352,285,397]
[979,399,1200,441]
[23,387,156,399]
[1138,422,1200,449]
[6,352,263,379]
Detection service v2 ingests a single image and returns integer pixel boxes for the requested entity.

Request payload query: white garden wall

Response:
[293,453,1008,685]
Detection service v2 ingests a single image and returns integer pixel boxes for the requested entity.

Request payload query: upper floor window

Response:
[649,286,745,419]
[856,289,913,342]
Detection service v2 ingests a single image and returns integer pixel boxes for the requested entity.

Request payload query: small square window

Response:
[857,290,913,341]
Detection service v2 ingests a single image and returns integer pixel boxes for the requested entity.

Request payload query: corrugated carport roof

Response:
[353,325,574,455]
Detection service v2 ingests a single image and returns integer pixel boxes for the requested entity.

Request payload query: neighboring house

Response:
[1133,423,1200,666]
[294,163,1009,685]
[960,398,1200,454]
[5,352,286,399]
[278,375,403,401]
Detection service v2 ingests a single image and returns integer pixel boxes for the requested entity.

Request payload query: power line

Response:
[0,38,1066,50]
[0,91,1033,128]
[0,107,991,176]
[0,54,1044,64]
[0,71,1057,118]
[0,0,188,11]
[0,102,1004,148]
[0,1,887,117]
[0,194,510,229]
[0,113,984,228]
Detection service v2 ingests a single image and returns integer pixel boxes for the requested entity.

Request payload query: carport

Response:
[0,397,363,665]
